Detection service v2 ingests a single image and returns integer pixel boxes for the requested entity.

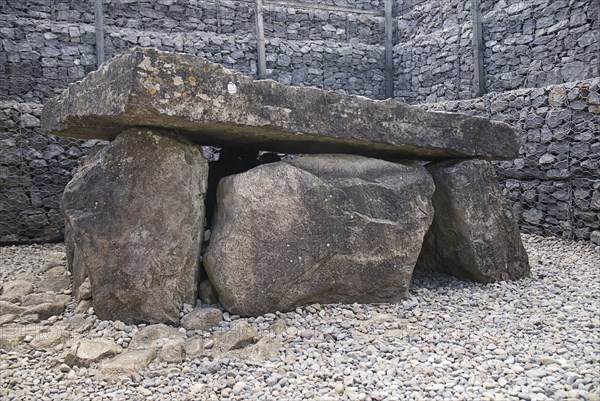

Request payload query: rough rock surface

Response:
[180,308,223,331]
[417,160,530,282]
[198,280,219,305]
[61,129,208,324]
[65,339,122,367]
[0,301,25,316]
[204,154,435,316]
[42,47,519,161]
[0,249,71,326]
[100,349,157,377]
[22,301,67,321]
[127,324,185,364]
[0,279,33,303]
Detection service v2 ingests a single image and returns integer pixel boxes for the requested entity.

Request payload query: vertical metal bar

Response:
[472,0,485,97]
[597,3,600,77]
[255,0,267,79]
[215,0,222,34]
[384,0,394,99]
[94,0,105,67]
[454,25,462,100]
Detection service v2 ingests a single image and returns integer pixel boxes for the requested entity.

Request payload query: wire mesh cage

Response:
[0,0,598,244]
[0,102,106,244]
[0,0,102,244]
[262,0,386,98]
[393,0,475,103]
[421,78,600,243]
[103,0,258,77]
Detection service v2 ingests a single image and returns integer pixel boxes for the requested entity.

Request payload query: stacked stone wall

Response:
[0,0,97,103]
[262,4,386,97]
[480,0,598,93]
[0,102,104,243]
[393,0,475,102]
[421,78,600,243]
[393,0,598,103]
[0,0,389,103]
[2,0,597,104]
[0,0,598,243]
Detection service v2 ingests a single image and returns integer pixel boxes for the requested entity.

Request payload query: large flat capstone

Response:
[42,47,519,161]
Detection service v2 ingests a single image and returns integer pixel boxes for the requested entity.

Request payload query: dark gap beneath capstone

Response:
[197,146,284,299]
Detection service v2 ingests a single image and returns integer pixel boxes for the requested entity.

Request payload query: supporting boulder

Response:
[61,129,208,324]
[417,160,530,282]
[203,154,435,316]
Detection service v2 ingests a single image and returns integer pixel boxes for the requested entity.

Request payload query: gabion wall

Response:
[0,0,599,243]
[3,0,596,104]
[421,78,600,244]
[0,102,103,243]
[393,0,475,102]
[394,0,598,103]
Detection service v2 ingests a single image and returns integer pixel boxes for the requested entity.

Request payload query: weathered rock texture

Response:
[204,154,435,316]
[180,308,223,331]
[41,47,518,161]
[417,160,530,282]
[61,129,208,324]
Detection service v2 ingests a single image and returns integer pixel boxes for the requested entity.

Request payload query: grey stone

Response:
[65,339,122,367]
[0,279,34,303]
[128,324,184,350]
[127,324,185,364]
[181,308,223,331]
[35,276,71,294]
[43,144,64,159]
[21,293,70,307]
[417,160,530,283]
[561,61,587,82]
[523,208,544,225]
[591,191,600,211]
[61,129,208,324]
[77,278,92,301]
[0,314,16,326]
[198,280,219,305]
[213,321,261,353]
[42,47,519,161]
[100,349,157,376]
[0,301,26,316]
[74,299,93,314]
[184,338,208,359]
[22,301,67,321]
[204,154,434,316]
[0,325,46,351]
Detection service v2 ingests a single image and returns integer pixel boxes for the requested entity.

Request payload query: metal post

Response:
[597,3,600,77]
[255,0,267,79]
[384,0,394,99]
[471,0,485,97]
[94,0,105,67]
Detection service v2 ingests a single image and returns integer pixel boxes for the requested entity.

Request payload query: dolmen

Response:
[41,47,529,324]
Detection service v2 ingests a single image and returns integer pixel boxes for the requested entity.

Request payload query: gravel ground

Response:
[1,233,599,401]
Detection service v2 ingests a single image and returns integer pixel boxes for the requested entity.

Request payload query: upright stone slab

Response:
[203,154,435,316]
[417,160,530,282]
[42,47,519,161]
[62,129,208,324]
